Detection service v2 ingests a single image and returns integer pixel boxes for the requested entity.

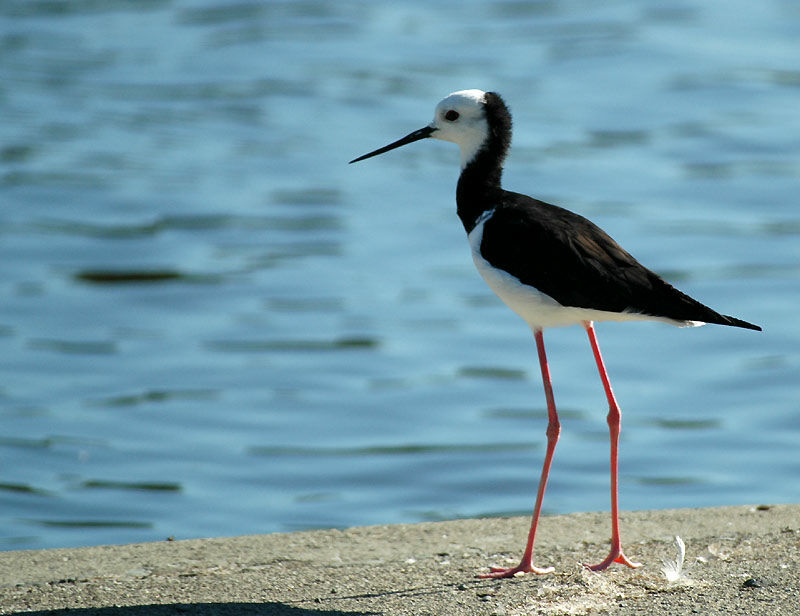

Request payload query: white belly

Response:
[467,211,685,329]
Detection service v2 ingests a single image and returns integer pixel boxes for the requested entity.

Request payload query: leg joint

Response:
[546,419,561,442]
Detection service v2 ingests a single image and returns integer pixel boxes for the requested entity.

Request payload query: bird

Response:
[349,89,761,578]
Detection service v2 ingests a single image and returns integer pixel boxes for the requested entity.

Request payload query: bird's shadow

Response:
[5,579,497,615]
[4,602,378,616]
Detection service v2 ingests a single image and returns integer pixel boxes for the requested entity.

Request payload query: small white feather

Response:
[661,535,686,582]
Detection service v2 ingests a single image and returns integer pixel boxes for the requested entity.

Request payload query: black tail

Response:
[718,314,762,331]
[644,276,762,331]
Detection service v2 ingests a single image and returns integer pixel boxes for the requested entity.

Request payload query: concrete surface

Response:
[1,504,798,615]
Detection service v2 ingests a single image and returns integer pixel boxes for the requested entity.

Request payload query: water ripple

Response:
[78,480,182,493]
[23,519,152,529]
[249,442,538,457]
[73,270,188,285]
[87,389,217,408]
[458,366,528,380]
[28,339,116,355]
[206,337,378,353]
[0,482,54,497]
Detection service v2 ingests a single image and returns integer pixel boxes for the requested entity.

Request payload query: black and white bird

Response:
[350,89,760,578]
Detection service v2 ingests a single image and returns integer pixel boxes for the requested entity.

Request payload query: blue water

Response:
[1,1,798,551]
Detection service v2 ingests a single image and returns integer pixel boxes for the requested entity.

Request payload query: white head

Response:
[429,89,489,168]
[349,89,492,169]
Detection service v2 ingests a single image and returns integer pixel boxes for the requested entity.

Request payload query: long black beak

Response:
[349,125,436,164]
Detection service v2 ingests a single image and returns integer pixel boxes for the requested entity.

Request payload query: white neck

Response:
[458,132,486,169]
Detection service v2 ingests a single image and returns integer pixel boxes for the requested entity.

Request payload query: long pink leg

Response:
[480,328,559,578]
[582,321,641,571]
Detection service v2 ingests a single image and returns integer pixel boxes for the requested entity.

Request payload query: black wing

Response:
[479,192,760,331]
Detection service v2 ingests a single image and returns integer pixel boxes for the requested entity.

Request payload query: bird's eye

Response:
[444,110,460,121]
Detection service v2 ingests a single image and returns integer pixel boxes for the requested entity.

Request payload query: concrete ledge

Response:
[1,504,798,615]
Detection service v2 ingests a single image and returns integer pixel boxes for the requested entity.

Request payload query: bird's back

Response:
[476,192,760,331]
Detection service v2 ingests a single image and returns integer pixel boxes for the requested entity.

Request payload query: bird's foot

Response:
[583,549,642,572]
[479,560,554,579]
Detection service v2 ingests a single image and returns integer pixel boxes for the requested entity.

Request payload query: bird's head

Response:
[350,89,505,169]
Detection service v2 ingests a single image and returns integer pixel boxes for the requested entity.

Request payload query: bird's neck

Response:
[456,147,505,234]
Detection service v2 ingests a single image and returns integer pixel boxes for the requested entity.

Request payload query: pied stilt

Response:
[350,89,760,577]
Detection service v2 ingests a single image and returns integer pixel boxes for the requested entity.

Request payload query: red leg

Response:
[582,321,641,571]
[480,328,559,578]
